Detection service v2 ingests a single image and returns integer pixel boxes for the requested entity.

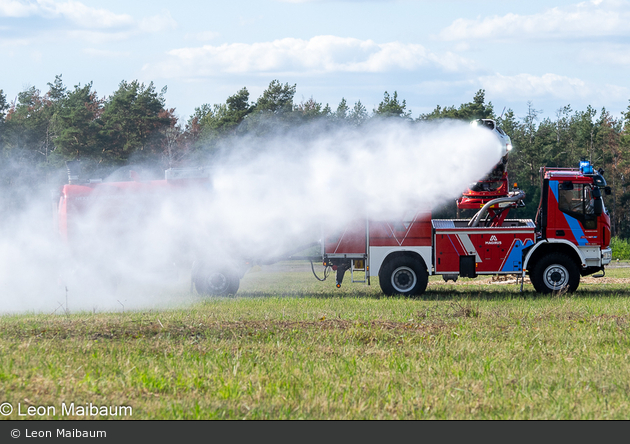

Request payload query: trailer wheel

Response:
[193,264,240,296]
[379,256,428,297]
[530,253,580,294]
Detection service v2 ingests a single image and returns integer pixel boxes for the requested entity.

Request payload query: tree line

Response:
[1,76,630,237]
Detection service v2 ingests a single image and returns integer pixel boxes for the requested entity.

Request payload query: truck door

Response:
[548,181,598,246]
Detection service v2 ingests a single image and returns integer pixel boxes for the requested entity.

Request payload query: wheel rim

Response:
[542,264,569,290]
[391,266,417,293]
[206,272,229,293]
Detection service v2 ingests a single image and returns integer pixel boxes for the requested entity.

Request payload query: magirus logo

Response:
[486,235,502,245]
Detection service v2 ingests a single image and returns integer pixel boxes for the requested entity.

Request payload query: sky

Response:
[1,0,629,124]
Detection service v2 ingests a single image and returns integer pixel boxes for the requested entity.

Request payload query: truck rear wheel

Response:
[192,263,240,296]
[379,256,428,297]
[530,253,580,294]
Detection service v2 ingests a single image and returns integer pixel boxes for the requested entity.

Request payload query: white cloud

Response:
[0,0,39,16]
[0,0,133,27]
[478,73,629,103]
[0,1,176,36]
[439,0,630,41]
[44,1,134,28]
[149,35,475,78]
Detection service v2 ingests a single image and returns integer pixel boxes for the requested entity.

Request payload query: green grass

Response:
[2,263,630,419]
[611,236,630,260]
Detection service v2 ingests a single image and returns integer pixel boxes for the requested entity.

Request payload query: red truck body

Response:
[322,122,612,296]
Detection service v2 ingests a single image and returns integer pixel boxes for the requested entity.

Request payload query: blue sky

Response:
[1,0,629,123]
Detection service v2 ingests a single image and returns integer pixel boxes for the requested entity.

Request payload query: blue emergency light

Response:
[579,159,593,175]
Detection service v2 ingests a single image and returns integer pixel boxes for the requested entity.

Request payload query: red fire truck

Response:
[321,120,612,295]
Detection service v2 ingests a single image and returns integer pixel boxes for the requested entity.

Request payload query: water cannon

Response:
[470,119,512,155]
[470,119,496,131]
[458,119,512,212]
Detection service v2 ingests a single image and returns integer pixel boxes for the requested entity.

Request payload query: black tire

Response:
[193,264,240,296]
[530,253,580,294]
[379,255,428,297]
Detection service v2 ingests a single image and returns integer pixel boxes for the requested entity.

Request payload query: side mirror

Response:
[593,174,607,187]
[604,186,612,196]
[592,188,603,216]
[594,198,603,216]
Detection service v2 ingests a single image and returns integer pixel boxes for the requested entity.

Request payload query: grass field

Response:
[2,262,630,419]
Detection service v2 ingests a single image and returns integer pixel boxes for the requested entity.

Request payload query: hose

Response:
[469,190,526,227]
[310,260,331,282]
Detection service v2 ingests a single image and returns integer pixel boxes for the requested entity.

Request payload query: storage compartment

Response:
[459,255,476,278]
[433,219,535,275]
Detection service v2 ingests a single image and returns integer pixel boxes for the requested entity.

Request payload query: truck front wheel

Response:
[193,263,240,296]
[379,256,428,297]
[530,253,580,294]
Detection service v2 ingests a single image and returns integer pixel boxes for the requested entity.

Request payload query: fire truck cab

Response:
[524,161,612,293]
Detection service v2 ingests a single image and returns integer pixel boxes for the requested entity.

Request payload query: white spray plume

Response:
[0,118,502,314]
